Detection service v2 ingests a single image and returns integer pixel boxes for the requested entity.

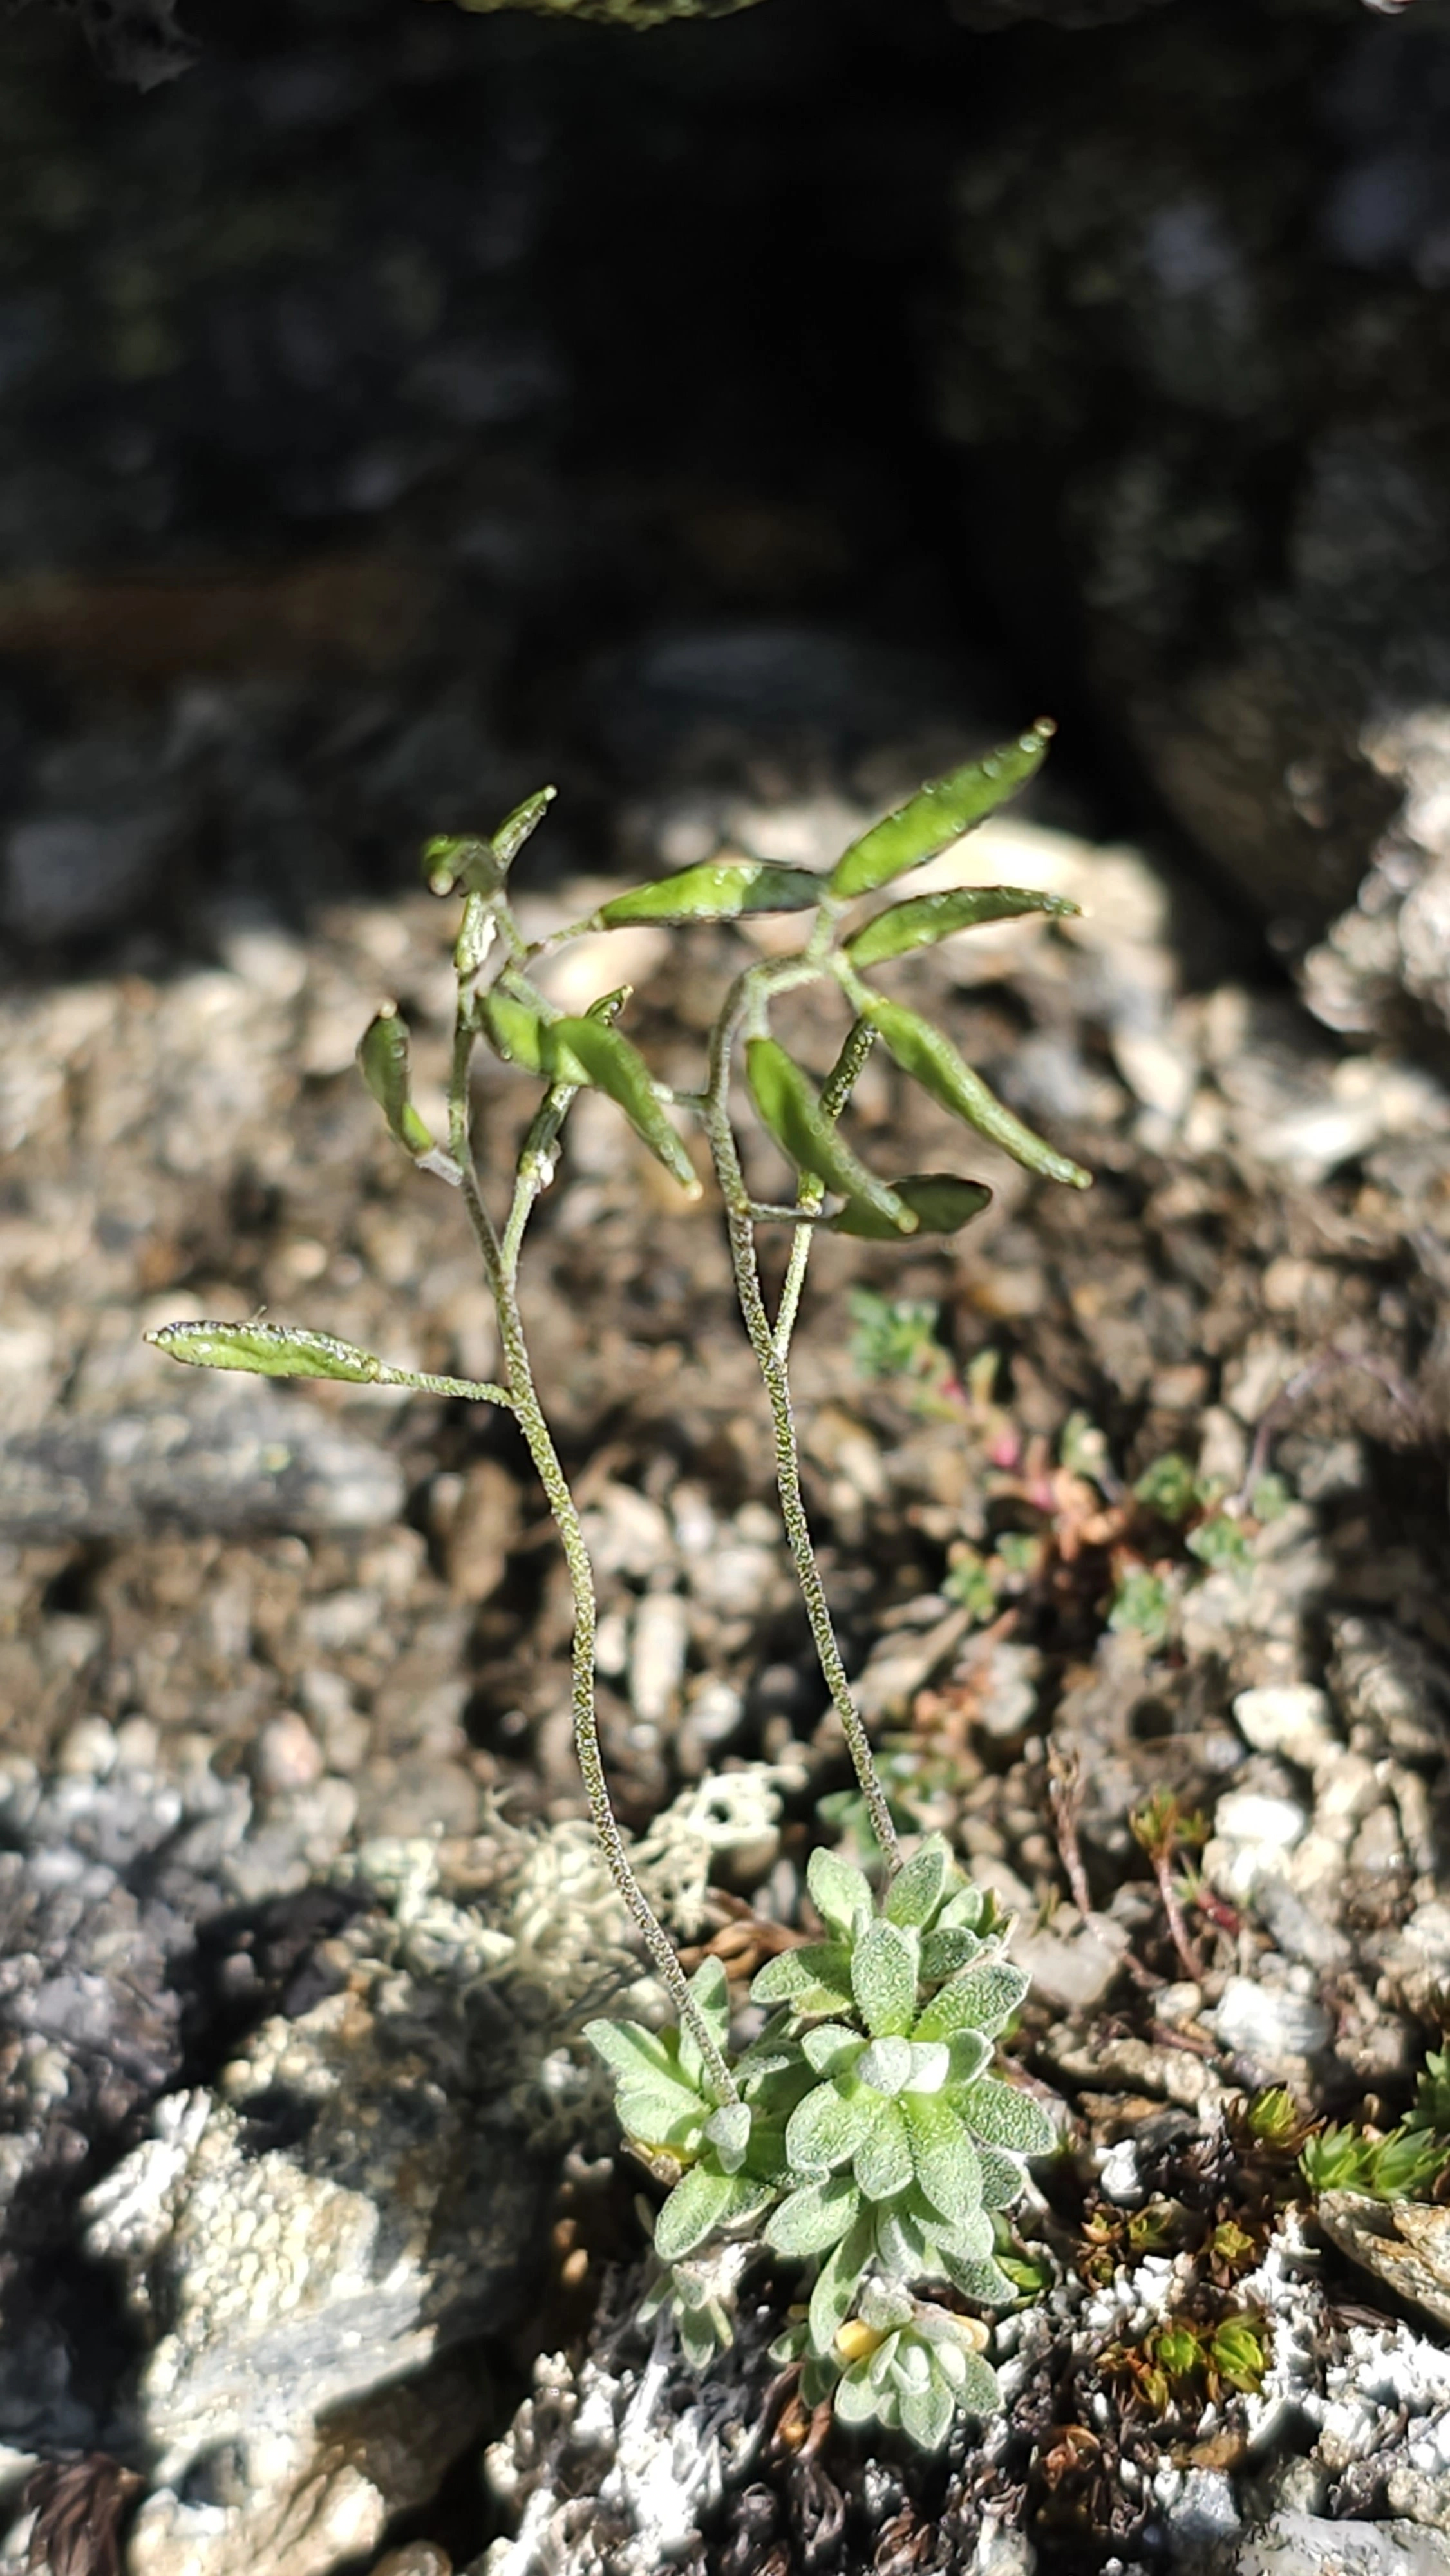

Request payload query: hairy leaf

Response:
[807,1845,874,1938]
[851,1919,919,2040]
[765,2174,862,2259]
[914,1958,1030,2042]
[854,2099,914,2201]
[957,2076,1057,2159]
[593,859,822,929]
[828,725,1055,902]
[787,2080,871,2178]
[883,1839,951,1929]
[809,2211,875,2357]
[845,880,1078,971]
[905,2095,982,2229]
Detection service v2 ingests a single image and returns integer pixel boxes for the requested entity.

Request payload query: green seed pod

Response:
[422,786,556,896]
[828,724,1055,903]
[480,987,551,1075]
[546,1015,702,1198]
[862,996,1091,1189]
[592,860,823,931]
[829,1173,992,1240]
[745,1037,916,1232]
[146,1321,384,1382]
[357,1003,438,1159]
[845,883,1079,972]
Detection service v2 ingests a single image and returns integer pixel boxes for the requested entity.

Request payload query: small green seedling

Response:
[148,728,1088,2445]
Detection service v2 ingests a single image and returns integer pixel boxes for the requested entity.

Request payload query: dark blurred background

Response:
[1,0,1449,996]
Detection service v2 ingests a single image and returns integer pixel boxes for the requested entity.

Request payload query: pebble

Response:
[54,1717,118,1780]
[1239,2513,1450,2574]
[252,1712,326,1799]
[627,1590,690,1730]
[1008,1908,1130,2016]
[1233,1685,1338,1771]
[1209,1976,1332,2070]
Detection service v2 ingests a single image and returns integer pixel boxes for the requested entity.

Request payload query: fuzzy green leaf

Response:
[787,2080,871,2178]
[945,2032,993,2088]
[751,1943,854,2012]
[914,1958,1030,2042]
[875,2199,930,2280]
[746,1038,913,1233]
[942,2251,1018,2306]
[905,2041,951,2096]
[546,1016,701,1198]
[614,2081,710,2154]
[861,994,1091,1191]
[704,2101,752,2175]
[809,2211,874,2357]
[904,2095,982,2228]
[900,2377,955,2451]
[857,2037,915,2099]
[956,2076,1057,2158]
[765,2174,863,2259]
[827,1173,992,1244]
[807,1846,874,1938]
[956,2351,1003,2418]
[147,1321,387,1385]
[974,2145,1030,2210]
[854,2100,914,2201]
[802,2023,867,2079]
[833,2360,881,2427]
[858,2277,915,2333]
[919,1928,986,1984]
[937,1886,988,1934]
[883,1840,952,1929]
[851,1920,919,2040]
[653,2163,773,2262]
[586,2018,692,2092]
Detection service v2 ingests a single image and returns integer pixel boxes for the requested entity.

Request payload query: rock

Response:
[1316,2195,1450,2340]
[438,1461,522,1607]
[932,0,1450,1039]
[1008,1906,1131,2014]
[1207,1976,1333,2073]
[0,1388,406,1540]
[1237,2514,1450,2575]
[627,1590,690,1730]
[1233,1687,1339,1772]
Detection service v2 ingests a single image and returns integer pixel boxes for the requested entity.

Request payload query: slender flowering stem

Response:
[704,972,903,1875]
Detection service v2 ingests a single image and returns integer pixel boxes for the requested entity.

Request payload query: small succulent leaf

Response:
[787,2080,871,2178]
[653,2162,740,2262]
[851,1920,919,2040]
[809,2211,875,2357]
[934,2336,968,2393]
[858,2277,915,2333]
[845,880,1080,971]
[919,1928,986,1983]
[905,2041,951,2096]
[704,2101,752,2175]
[147,1321,386,1385]
[802,2024,867,2079]
[688,1955,731,2047]
[915,1959,1030,2042]
[746,1038,913,1233]
[833,2360,880,2427]
[765,2175,863,2258]
[943,2251,1019,2306]
[828,725,1055,902]
[861,994,1091,1191]
[974,2146,1029,2211]
[869,2331,904,2392]
[751,1943,854,2010]
[854,2100,914,2201]
[807,1845,874,1937]
[892,2337,932,2396]
[936,2202,995,2262]
[828,1173,992,1243]
[957,2076,1057,2158]
[593,859,823,929]
[858,2036,915,2099]
[883,1839,951,1929]
[956,2351,1003,2418]
[545,1016,701,1198]
[900,2377,956,2450]
[904,2095,982,2228]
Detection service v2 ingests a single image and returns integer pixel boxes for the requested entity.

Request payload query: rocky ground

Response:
[3,0,1450,2570]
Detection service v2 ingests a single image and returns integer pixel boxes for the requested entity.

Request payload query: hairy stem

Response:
[773,1016,875,1364]
[451,983,736,2095]
[704,977,902,1874]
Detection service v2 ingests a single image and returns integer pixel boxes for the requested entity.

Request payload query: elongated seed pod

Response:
[422,786,556,897]
[845,883,1078,972]
[861,996,1091,1189]
[746,1037,915,1231]
[829,724,1055,902]
[545,1015,701,1196]
[829,1174,992,1240]
[146,1321,385,1381]
[480,987,551,1074]
[591,860,823,930]
[357,1003,438,1158]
